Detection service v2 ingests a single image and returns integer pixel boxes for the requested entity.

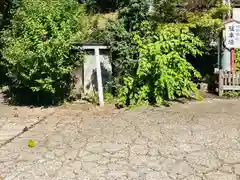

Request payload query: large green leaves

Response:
[118,22,203,106]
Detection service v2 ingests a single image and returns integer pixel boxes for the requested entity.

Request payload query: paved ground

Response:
[1,99,240,180]
[0,105,55,147]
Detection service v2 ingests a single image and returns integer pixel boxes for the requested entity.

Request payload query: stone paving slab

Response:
[1,100,240,179]
[0,105,55,147]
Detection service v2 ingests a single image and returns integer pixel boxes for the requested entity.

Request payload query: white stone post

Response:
[95,48,104,106]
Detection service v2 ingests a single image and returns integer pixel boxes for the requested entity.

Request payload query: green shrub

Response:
[224,91,240,98]
[1,0,89,104]
[118,0,149,31]
[92,0,150,96]
[90,0,225,107]
[118,23,203,106]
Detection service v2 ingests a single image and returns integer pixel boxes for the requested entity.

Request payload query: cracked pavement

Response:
[1,99,240,180]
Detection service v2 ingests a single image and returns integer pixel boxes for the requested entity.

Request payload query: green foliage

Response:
[92,19,139,99]
[186,6,227,50]
[93,0,150,92]
[0,0,22,28]
[97,20,138,76]
[118,0,149,31]
[151,0,227,52]
[104,92,116,104]
[223,90,240,98]
[1,0,89,104]
[92,0,224,106]
[236,49,240,72]
[117,22,203,106]
[152,0,186,23]
[83,92,99,104]
[87,0,228,107]
[1,0,228,106]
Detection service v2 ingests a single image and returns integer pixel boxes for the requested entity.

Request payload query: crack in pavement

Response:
[0,111,55,149]
[1,100,240,179]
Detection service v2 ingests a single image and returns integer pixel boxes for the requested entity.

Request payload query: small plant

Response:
[223,91,240,98]
[104,92,115,104]
[83,92,99,104]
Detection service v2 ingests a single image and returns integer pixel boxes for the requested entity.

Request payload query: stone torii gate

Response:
[81,43,108,107]
[72,42,111,107]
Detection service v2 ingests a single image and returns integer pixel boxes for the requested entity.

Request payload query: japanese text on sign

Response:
[225,21,240,48]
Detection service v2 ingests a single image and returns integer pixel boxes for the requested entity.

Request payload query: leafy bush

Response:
[1,0,89,104]
[118,0,149,31]
[0,0,21,28]
[92,0,150,95]
[118,23,203,106]
[152,0,186,23]
[93,1,207,106]
[98,20,138,76]
[224,90,240,98]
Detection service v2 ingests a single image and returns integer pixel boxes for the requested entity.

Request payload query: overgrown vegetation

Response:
[1,0,89,104]
[117,23,204,105]
[94,0,226,106]
[0,0,229,106]
[224,90,240,98]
